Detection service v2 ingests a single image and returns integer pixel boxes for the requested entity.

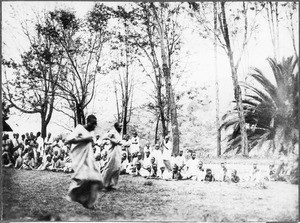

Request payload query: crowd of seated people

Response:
[2,131,298,184]
[2,132,72,173]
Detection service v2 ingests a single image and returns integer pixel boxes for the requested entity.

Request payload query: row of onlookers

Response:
[2,132,298,184]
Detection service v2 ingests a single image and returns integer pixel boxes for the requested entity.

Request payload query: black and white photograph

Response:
[1,1,299,221]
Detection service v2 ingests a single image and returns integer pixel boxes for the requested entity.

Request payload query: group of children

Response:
[2,131,297,184]
[2,132,73,173]
[117,147,296,183]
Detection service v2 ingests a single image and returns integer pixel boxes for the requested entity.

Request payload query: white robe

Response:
[66,125,103,205]
[101,128,122,188]
[129,136,140,154]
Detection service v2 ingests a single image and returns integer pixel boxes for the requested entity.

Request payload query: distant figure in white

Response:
[130,132,140,156]
[161,134,173,179]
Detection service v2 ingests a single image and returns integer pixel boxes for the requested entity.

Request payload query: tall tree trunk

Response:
[275,2,280,61]
[221,2,248,156]
[76,104,83,125]
[266,2,279,62]
[73,110,77,127]
[122,98,128,136]
[41,114,47,139]
[154,5,180,156]
[169,88,180,156]
[122,30,129,136]
[155,113,160,144]
[156,72,168,137]
[286,3,298,60]
[214,2,221,157]
[114,82,121,122]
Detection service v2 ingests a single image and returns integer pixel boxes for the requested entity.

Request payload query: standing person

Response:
[176,149,186,172]
[36,132,44,155]
[122,134,131,161]
[144,142,151,154]
[101,122,123,191]
[12,133,20,153]
[44,133,53,152]
[29,132,35,140]
[161,135,173,179]
[130,132,140,156]
[143,150,151,170]
[220,162,230,182]
[152,144,164,177]
[64,115,103,209]
[186,152,199,180]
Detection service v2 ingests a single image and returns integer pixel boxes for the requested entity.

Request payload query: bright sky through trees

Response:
[2,1,298,137]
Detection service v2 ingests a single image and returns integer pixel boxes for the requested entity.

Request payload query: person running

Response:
[101,122,123,191]
[64,115,103,209]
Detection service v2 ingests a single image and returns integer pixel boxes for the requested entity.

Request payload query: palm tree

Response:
[221,56,298,155]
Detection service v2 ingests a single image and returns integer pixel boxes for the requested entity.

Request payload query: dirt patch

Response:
[2,168,298,221]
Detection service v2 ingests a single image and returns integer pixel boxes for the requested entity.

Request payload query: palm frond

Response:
[222,56,299,156]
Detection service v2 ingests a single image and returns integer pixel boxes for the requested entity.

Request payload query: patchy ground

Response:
[2,162,298,222]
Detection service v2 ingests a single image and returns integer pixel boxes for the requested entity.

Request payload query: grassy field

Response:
[2,161,298,222]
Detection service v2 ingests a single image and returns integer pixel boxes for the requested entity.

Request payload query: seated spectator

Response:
[4,134,14,158]
[11,150,19,166]
[249,162,261,181]
[127,153,132,165]
[61,144,68,155]
[122,134,131,158]
[55,155,65,172]
[63,155,73,173]
[160,166,166,178]
[143,150,151,170]
[131,152,139,166]
[186,152,199,180]
[14,151,23,169]
[150,163,158,178]
[2,145,13,168]
[21,150,35,170]
[134,161,142,177]
[220,162,230,182]
[35,151,43,168]
[195,161,205,181]
[42,147,51,164]
[37,155,52,170]
[140,165,152,178]
[172,164,183,180]
[265,162,276,181]
[20,134,26,145]
[230,169,240,183]
[204,168,216,182]
[175,149,186,172]
[52,144,61,157]
[128,163,137,175]
[17,143,24,159]
[151,144,163,176]
[133,160,150,177]
[53,150,59,160]
[120,152,129,175]
[51,156,60,172]
[146,157,158,178]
